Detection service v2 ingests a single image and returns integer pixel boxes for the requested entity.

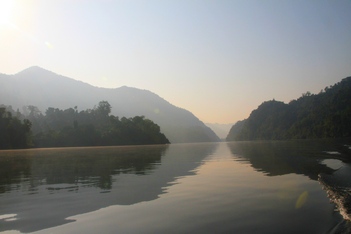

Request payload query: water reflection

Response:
[0,146,167,194]
[227,139,351,233]
[0,143,217,233]
[227,139,351,180]
[33,142,344,234]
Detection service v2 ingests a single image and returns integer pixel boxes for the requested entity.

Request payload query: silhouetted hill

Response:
[0,66,220,143]
[227,76,351,141]
[226,120,246,141]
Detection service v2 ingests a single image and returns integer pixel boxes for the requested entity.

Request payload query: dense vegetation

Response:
[227,76,351,141]
[0,107,31,149]
[0,101,169,149]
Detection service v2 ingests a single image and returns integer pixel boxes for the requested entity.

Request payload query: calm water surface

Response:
[1,140,351,233]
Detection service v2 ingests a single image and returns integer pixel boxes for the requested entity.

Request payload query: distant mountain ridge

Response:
[227,76,351,141]
[0,66,220,143]
[205,123,233,139]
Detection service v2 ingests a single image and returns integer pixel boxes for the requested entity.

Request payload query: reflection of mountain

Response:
[227,140,351,180]
[0,143,217,233]
[227,139,351,230]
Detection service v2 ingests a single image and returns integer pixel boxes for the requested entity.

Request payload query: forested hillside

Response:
[0,101,169,149]
[226,120,246,141]
[227,76,351,141]
[0,66,219,143]
[0,107,31,149]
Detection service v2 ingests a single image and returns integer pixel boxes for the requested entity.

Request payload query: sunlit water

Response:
[1,140,351,233]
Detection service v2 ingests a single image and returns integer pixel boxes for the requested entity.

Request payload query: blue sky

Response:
[1,0,351,123]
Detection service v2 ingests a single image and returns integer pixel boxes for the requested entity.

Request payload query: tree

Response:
[0,107,32,149]
[96,101,111,117]
[28,101,170,147]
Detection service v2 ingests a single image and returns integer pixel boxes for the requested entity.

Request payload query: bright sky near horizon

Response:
[1,0,351,124]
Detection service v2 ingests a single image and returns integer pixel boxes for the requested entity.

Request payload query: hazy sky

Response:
[1,0,351,124]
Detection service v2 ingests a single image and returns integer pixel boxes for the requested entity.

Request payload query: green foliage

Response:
[99,115,169,146]
[25,101,170,147]
[228,76,351,141]
[0,106,32,149]
[0,101,170,149]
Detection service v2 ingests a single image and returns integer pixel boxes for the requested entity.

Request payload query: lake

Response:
[1,140,351,233]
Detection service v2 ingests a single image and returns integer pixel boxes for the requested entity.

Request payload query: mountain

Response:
[226,120,246,141]
[227,76,351,141]
[0,66,220,143]
[205,123,233,139]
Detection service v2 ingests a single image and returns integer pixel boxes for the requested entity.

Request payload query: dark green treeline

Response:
[0,101,169,149]
[227,76,351,141]
[0,107,31,149]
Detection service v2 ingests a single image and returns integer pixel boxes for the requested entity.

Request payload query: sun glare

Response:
[0,0,14,26]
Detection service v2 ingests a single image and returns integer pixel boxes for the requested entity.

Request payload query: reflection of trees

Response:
[0,152,32,193]
[228,139,351,231]
[0,145,168,193]
[0,143,217,233]
[226,140,351,180]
